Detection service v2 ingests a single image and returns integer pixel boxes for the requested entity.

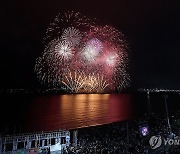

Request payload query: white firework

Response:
[44,11,93,44]
[61,27,82,47]
[106,53,118,66]
[54,40,74,60]
[82,38,103,62]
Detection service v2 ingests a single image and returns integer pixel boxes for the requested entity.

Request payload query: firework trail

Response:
[61,70,86,93]
[83,73,109,93]
[35,11,130,93]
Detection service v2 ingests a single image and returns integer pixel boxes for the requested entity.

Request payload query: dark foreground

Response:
[0,92,180,153]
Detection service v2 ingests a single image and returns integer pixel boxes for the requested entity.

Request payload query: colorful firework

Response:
[61,71,109,93]
[82,38,103,62]
[61,70,85,93]
[105,53,118,66]
[83,73,109,93]
[35,11,130,93]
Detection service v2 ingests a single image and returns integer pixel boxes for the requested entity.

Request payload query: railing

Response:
[0,130,70,144]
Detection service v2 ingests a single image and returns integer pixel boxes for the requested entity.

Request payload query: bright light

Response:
[34,12,130,93]
[82,38,103,62]
[106,53,118,66]
[55,41,73,60]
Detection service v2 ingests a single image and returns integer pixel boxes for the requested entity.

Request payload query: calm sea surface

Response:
[28,94,136,131]
[0,92,179,133]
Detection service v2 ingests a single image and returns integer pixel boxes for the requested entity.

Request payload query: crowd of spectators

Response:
[64,111,180,154]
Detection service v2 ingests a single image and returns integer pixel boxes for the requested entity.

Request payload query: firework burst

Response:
[54,40,74,60]
[81,38,103,62]
[35,11,130,93]
[61,27,82,47]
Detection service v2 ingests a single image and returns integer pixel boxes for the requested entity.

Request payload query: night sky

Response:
[0,0,179,89]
